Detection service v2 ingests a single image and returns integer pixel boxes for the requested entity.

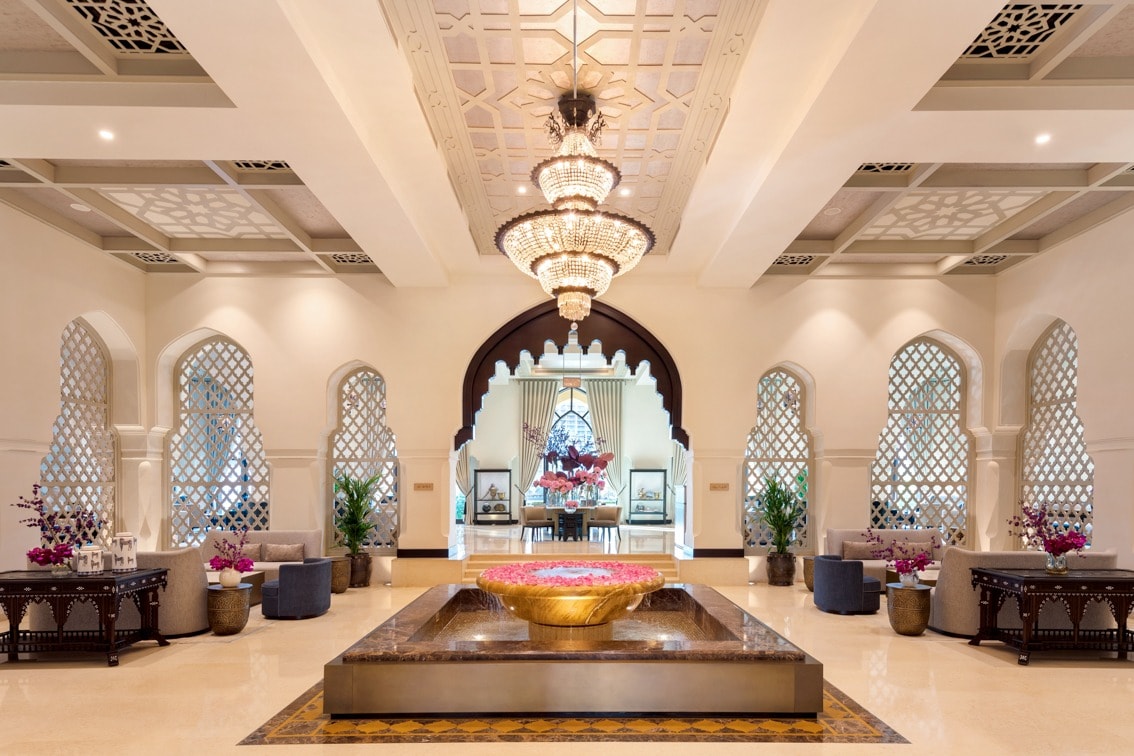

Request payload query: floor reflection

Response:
[456,522,676,555]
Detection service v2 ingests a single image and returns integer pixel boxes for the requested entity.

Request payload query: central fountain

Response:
[324,560,823,717]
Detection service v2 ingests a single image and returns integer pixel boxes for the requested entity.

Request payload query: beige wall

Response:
[4,198,1130,570]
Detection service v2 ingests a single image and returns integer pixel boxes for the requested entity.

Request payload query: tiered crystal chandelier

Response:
[495,6,654,322]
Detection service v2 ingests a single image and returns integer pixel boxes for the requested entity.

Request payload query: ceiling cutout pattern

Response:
[329,253,373,265]
[860,189,1046,241]
[858,163,915,173]
[232,160,292,171]
[962,3,1081,59]
[964,254,1009,266]
[132,251,179,264]
[380,0,762,257]
[99,187,289,238]
[64,0,187,54]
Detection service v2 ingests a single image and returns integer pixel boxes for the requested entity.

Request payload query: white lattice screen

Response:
[329,369,399,550]
[1020,321,1094,544]
[744,369,813,553]
[39,319,117,549]
[870,340,970,545]
[168,338,270,547]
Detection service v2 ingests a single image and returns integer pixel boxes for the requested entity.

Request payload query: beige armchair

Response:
[520,506,553,540]
[587,505,621,541]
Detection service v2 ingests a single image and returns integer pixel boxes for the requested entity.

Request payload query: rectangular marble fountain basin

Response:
[324,583,823,717]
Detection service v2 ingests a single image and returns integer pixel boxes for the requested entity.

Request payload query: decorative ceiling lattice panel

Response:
[65,0,188,54]
[1020,321,1094,543]
[329,369,399,550]
[744,369,812,553]
[962,3,1082,59]
[168,339,270,547]
[870,341,970,545]
[40,319,117,549]
[859,189,1046,241]
[99,187,289,238]
[329,253,373,265]
[964,254,1009,266]
[232,160,291,171]
[380,0,762,257]
[858,163,915,173]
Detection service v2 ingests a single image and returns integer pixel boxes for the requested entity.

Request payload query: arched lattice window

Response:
[870,340,971,545]
[168,338,269,547]
[329,368,399,550]
[1019,320,1094,544]
[743,368,813,553]
[39,319,117,549]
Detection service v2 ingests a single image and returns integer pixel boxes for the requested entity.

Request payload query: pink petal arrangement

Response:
[480,560,661,587]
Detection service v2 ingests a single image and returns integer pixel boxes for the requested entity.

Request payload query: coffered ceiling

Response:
[2,0,1134,287]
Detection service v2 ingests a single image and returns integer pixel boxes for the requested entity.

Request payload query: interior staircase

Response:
[462,553,679,585]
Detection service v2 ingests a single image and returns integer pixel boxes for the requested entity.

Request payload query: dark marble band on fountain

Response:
[340,583,808,663]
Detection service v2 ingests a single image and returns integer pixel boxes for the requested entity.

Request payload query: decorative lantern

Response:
[76,543,104,574]
[111,532,138,572]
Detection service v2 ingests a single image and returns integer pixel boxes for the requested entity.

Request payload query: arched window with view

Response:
[743,368,813,554]
[328,367,399,551]
[1018,320,1094,546]
[523,386,604,504]
[39,318,118,549]
[870,339,971,546]
[167,337,270,547]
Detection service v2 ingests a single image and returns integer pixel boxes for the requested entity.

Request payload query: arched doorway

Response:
[455,301,687,555]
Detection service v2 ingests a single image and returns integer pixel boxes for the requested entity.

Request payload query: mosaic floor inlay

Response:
[241,681,907,745]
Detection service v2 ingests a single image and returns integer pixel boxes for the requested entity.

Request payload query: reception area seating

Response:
[519,506,553,540]
[261,557,333,620]
[825,528,940,582]
[587,506,621,541]
[813,554,881,615]
[201,529,323,582]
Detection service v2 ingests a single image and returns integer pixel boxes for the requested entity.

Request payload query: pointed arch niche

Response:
[456,300,686,450]
[456,302,684,532]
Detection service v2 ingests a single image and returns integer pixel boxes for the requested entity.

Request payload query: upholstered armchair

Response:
[813,554,881,615]
[520,506,553,540]
[587,506,621,540]
[261,557,332,620]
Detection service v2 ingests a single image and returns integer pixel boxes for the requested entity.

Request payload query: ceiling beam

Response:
[1028,5,1125,81]
[21,0,118,77]
[0,188,102,248]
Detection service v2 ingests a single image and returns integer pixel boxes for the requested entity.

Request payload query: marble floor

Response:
[455,521,677,557]
[4,569,1132,755]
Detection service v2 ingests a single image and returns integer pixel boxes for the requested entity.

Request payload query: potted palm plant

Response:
[334,472,381,587]
[760,478,805,586]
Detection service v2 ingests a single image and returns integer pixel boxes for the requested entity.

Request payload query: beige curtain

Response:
[585,378,624,496]
[519,380,558,494]
[669,439,690,487]
[455,443,473,499]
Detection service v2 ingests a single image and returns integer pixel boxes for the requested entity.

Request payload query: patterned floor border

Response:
[241,680,907,745]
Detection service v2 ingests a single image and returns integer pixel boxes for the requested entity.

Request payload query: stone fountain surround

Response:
[324,583,823,717]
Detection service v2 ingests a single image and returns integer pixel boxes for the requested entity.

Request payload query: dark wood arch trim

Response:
[455,300,687,450]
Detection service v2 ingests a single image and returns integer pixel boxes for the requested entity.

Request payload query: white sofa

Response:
[928,545,1118,637]
[825,528,941,582]
[201,529,323,582]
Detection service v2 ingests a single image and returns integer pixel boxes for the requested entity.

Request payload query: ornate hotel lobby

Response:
[5,1,1134,753]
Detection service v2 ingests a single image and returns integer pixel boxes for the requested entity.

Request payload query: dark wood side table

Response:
[886,583,931,636]
[970,567,1134,664]
[207,583,251,635]
[0,568,168,666]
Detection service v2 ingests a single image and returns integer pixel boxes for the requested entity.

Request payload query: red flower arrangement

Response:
[865,529,938,576]
[208,527,255,572]
[1008,502,1088,557]
[13,484,100,567]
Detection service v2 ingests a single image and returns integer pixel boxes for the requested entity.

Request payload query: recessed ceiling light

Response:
[98,129,115,141]
[69,203,91,212]
[822,207,843,216]
[516,185,527,194]
[1035,133,1052,145]
[619,187,632,197]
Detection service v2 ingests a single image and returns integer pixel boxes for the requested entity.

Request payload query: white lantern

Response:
[111,532,138,572]
[77,543,103,574]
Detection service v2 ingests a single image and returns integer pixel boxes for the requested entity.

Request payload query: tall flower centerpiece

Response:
[536,446,614,509]
[12,484,100,573]
[208,527,255,587]
[1008,502,1088,575]
[866,529,939,587]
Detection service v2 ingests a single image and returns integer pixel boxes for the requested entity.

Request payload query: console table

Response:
[969,567,1134,665]
[0,568,169,666]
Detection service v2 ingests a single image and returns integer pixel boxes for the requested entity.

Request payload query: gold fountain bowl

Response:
[476,569,665,627]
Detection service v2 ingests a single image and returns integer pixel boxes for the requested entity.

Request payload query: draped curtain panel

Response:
[519,380,559,492]
[455,443,473,498]
[669,439,690,487]
[585,379,625,496]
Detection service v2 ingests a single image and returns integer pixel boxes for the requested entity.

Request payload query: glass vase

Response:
[1045,552,1068,575]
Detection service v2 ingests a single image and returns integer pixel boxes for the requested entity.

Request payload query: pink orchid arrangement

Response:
[208,527,255,572]
[13,483,100,567]
[1008,502,1089,557]
[479,560,661,587]
[535,446,614,497]
[865,529,938,576]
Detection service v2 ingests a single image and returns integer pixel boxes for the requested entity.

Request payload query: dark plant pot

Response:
[348,552,372,587]
[766,552,796,586]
